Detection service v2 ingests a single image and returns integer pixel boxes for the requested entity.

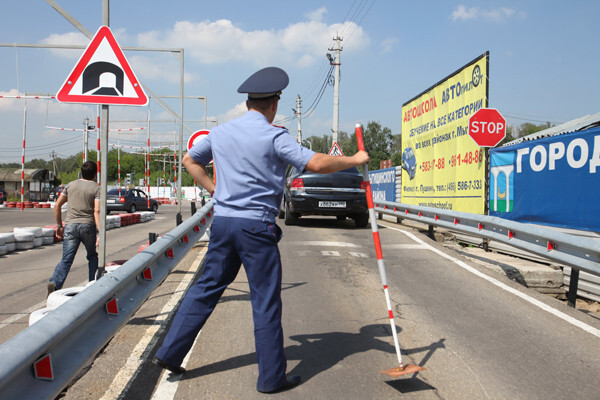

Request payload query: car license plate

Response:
[107,199,115,204]
[319,201,346,208]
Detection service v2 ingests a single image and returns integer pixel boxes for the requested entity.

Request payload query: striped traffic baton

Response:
[355,123,425,377]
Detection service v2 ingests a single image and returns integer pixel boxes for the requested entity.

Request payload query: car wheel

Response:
[354,214,369,228]
[284,201,297,226]
[129,204,136,213]
[152,203,158,213]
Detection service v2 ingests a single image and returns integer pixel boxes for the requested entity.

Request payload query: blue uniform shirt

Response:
[188,110,315,222]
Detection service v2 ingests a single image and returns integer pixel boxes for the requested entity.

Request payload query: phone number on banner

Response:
[421,150,484,172]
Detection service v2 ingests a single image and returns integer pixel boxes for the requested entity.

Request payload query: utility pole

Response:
[294,95,302,144]
[328,35,342,144]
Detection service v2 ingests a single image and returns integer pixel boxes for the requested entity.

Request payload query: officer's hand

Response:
[353,150,370,166]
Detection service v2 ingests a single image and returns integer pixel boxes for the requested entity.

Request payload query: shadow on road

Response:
[181,323,444,393]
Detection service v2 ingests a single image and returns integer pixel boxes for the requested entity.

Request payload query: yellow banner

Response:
[401,53,488,213]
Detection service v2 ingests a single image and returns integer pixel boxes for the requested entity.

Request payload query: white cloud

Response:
[381,37,398,54]
[134,13,369,68]
[216,102,248,124]
[306,7,327,22]
[451,5,519,22]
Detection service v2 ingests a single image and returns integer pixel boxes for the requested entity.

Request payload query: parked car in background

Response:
[106,188,159,213]
[279,166,369,227]
[48,185,64,202]
[0,187,6,204]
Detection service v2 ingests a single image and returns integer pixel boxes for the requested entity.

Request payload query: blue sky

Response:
[1,1,599,162]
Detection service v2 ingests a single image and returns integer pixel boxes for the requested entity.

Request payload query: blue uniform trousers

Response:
[156,216,287,392]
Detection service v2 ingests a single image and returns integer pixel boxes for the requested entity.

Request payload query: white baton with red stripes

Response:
[355,123,405,369]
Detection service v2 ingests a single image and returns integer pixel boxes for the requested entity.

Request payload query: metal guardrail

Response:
[0,201,214,400]
[374,200,600,306]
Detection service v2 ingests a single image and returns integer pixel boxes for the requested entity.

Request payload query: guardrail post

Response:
[176,212,183,226]
[567,269,580,308]
[428,224,434,238]
[191,201,196,215]
[149,232,157,244]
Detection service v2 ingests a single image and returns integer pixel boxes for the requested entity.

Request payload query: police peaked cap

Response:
[238,67,289,99]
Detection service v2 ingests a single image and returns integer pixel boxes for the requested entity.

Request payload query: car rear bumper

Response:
[288,192,367,217]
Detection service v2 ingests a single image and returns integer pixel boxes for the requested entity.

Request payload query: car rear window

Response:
[107,189,126,195]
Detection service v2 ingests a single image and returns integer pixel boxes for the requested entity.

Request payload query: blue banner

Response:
[489,126,600,231]
[368,167,396,202]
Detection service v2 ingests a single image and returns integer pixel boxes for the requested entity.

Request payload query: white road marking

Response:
[321,250,341,256]
[384,224,600,339]
[349,252,369,258]
[383,244,428,249]
[296,241,359,247]
[100,248,207,400]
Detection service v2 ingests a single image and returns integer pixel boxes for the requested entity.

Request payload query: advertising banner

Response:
[401,53,488,213]
[368,167,396,202]
[489,126,600,232]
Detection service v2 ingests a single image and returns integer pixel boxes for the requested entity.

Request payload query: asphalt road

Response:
[37,214,600,400]
[0,203,189,346]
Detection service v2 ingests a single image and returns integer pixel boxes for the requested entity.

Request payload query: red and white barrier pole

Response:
[96,110,101,184]
[355,123,425,376]
[146,110,150,208]
[21,104,27,210]
[117,140,121,197]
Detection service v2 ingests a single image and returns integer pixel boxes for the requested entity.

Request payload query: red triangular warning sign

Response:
[56,26,148,106]
[328,141,344,156]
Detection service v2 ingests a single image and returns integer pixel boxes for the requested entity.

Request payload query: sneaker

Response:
[47,282,56,297]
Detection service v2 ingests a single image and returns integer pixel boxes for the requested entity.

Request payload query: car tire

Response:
[284,201,297,226]
[129,204,136,213]
[152,203,158,213]
[354,214,369,228]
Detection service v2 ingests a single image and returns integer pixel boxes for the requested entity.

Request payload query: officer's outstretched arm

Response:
[182,153,216,195]
[305,151,370,174]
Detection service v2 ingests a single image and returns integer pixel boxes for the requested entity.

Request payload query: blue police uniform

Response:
[156,67,315,392]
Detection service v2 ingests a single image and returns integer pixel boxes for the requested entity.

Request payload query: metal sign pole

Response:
[97,0,110,278]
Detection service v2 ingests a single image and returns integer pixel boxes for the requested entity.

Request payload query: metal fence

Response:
[0,201,214,400]
[373,200,600,306]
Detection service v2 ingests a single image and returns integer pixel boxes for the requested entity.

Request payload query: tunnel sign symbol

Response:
[56,26,148,106]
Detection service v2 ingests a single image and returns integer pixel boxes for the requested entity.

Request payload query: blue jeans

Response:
[50,223,98,289]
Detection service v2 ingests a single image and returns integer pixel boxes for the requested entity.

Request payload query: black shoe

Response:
[259,375,301,393]
[153,357,186,374]
[47,282,56,298]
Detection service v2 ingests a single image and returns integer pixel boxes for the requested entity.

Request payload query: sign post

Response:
[56,23,148,278]
[468,108,506,147]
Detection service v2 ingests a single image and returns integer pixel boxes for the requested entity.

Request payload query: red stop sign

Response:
[468,108,506,147]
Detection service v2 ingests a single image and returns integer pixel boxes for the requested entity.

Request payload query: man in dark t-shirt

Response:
[48,161,101,296]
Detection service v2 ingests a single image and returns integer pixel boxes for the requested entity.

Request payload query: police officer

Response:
[154,67,369,393]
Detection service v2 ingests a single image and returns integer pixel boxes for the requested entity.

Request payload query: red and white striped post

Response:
[355,123,419,374]
[96,112,101,184]
[117,140,121,197]
[21,104,27,210]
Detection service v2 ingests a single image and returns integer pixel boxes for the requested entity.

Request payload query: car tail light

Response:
[290,178,305,191]
[359,180,368,191]
[119,197,125,203]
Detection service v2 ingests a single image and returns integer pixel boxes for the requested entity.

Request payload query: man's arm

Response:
[94,199,101,229]
[182,153,216,195]
[305,151,370,174]
[54,194,68,239]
